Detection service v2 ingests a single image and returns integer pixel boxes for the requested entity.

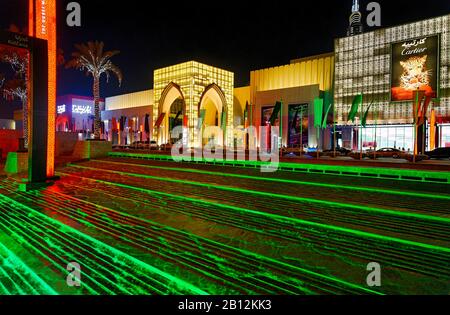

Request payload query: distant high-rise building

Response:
[347,0,363,36]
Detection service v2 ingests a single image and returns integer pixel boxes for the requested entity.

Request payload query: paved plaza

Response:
[0,156,448,295]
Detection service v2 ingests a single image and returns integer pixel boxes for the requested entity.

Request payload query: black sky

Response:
[0,0,449,118]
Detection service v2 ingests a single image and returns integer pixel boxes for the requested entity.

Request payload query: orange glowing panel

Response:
[430,109,436,151]
[28,0,34,40]
[29,0,57,177]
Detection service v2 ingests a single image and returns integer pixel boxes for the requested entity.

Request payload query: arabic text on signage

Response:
[40,0,47,35]
[72,105,92,115]
[5,35,29,49]
[57,104,66,114]
[402,37,428,56]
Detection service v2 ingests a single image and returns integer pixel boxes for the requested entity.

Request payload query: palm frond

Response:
[106,63,123,86]
[66,41,123,84]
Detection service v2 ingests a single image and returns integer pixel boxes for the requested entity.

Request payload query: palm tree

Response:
[66,41,122,139]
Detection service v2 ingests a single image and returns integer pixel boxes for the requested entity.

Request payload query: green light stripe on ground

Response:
[98,159,450,201]
[0,240,58,295]
[108,152,450,183]
[37,191,313,294]
[51,173,384,295]
[59,167,450,254]
[0,198,116,295]
[2,179,377,294]
[17,190,265,294]
[0,194,208,295]
[0,273,11,295]
[0,265,20,295]
[67,163,450,226]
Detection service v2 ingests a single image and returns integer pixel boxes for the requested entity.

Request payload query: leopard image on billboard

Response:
[391,35,440,102]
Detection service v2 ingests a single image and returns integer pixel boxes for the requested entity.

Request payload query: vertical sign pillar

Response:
[29,0,57,178]
[0,30,49,188]
[28,39,49,184]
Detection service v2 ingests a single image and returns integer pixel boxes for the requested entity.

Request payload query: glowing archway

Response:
[198,84,227,146]
[29,0,57,177]
[159,82,186,114]
[198,84,226,115]
[157,82,186,145]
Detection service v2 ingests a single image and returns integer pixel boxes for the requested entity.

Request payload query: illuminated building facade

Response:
[334,14,450,151]
[102,57,335,150]
[99,15,450,152]
[102,90,153,145]
[249,53,335,149]
[153,61,234,146]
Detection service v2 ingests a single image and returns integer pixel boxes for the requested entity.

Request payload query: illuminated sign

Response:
[57,104,66,114]
[29,0,57,177]
[72,105,92,115]
[288,104,309,147]
[391,35,440,101]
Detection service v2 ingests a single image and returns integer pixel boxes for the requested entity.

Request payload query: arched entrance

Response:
[158,82,186,145]
[198,84,227,147]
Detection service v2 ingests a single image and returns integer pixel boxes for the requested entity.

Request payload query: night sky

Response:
[0,0,449,118]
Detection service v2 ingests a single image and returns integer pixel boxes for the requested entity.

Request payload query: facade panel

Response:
[334,15,450,126]
[153,61,234,145]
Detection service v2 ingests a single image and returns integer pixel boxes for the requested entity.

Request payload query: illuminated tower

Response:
[347,0,363,36]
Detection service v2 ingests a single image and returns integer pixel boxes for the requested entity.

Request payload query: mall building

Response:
[101,61,236,147]
[99,8,450,152]
[101,56,334,149]
[248,53,334,149]
[334,10,450,152]
[101,89,153,145]
[56,95,105,135]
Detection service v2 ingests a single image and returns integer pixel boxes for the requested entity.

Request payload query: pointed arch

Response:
[198,83,227,115]
[159,82,186,115]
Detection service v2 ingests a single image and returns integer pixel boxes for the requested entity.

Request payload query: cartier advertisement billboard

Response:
[391,35,440,102]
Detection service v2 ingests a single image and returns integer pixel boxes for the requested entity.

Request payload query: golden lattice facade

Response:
[334,14,450,126]
[249,54,335,148]
[153,61,234,145]
[250,54,335,100]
